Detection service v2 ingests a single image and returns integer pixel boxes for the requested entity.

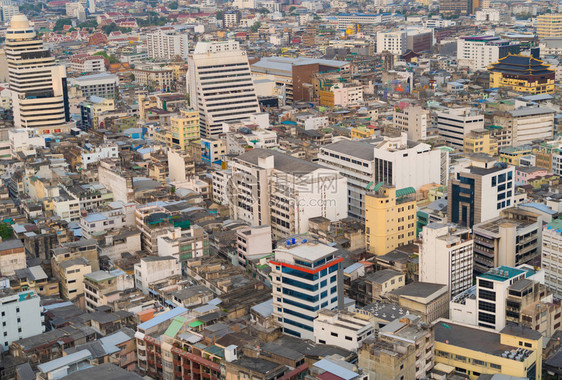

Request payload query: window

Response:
[331,332,338,337]
[345,336,352,341]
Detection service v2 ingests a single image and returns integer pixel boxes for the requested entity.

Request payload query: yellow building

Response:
[156,109,200,151]
[537,13,562,38]
[499,145,533,166]
[434,320,542,379]
[350,126,377,140]
[464,129,498,156]
[365,183,416,256]
[488,55,555,95]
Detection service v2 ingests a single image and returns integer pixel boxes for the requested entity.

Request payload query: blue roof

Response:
[83,213,107,223]
[520,202,556,215]
[138,307,188,331]
[43,301,74,311]
[344,262,364,274]
[313,359,359,380]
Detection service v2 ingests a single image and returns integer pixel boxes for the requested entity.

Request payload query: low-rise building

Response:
[434,320,543,379]
[134,256,181,294]
[83,270,134,312]
[313,308,375,351]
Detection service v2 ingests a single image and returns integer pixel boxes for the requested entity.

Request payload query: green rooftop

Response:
[479,266,525,282]
[396,187,416,198]
[164,316,187,338]
[188,320,204,328]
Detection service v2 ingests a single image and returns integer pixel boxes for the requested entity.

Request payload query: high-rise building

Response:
[6,15,71,135]
[392,103,428,141]
[227,148,348,239]
[146,29,189,60]
[0,288,44,352]
[420,223,473,298]
[318,132,443,220]
[187,41,260,138]
[472,207,542,274]
[376,31,407,55]
[492,106,555,147]
[542,218,562,298]
[450,265,560,336]
[365,184,417,256]
[269,240,343,340]
[436,107,484,150]
[537,13,562,38]
[448,157,515,228]
[457,36,520,70]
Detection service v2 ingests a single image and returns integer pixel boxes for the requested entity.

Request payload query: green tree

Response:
[0,223,13,240]
[216,11,223,20]
[93,51,120,64]
[54,18,72,31]
[169,1,178,9]
[250,21,261,32]
[78,19,98,29]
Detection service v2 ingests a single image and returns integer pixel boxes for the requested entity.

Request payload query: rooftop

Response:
[435,321,538,357]
[479,266,526,282]
[277,241,338,262]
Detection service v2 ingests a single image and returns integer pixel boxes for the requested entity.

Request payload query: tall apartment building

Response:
[420,223,473,298]
[376,31,407,55]
[269,241,343,340]
[448,157,515,228]
[157,225,210,263]
[146,29,189,60]
[542,218,562,298]
[0,4,18,22]
[436,107,484,150]
[365,184,416,256]
[6,15,71,134]
[537,13,562,38]
[188,41,260,138]
[392,103,428,141]
[472,207,542,274]
[492,107,555,147]
[228,148,348,239]
[0,289,44,352]
[318,133,443,220]
[457,36,520,70]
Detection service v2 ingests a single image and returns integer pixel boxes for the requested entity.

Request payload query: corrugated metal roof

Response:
[138,307,188,331]
[313,359,358,380]
[396,186,415,197]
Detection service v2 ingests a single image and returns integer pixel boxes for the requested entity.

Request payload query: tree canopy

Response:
[53,18,72,31]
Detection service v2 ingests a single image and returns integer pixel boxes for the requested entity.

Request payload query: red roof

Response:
[317,373,345,380]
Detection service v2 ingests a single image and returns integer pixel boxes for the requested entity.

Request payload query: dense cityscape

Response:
[0,0,561,379]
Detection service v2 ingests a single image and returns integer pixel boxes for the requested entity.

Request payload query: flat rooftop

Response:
[435,321,527,357]
[277,241,338,262]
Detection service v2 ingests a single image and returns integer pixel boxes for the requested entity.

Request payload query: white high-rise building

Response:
[436,107,484,150]
[318,133,444,220]
[269,241,343,340]
[543,219,562,298]
[457,36,520,71]
[187,41,260,138]
[226,148,348,239]
[420,223,474,298]
[0,289,44,352]
[1,4,18,22]
[6,15,71,135]
[376,31,407,54]
[392,103,428,141]
[146,29,189,60]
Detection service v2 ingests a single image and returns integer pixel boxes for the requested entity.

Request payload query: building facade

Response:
[188,41,260,138]
[269,241,344,340]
